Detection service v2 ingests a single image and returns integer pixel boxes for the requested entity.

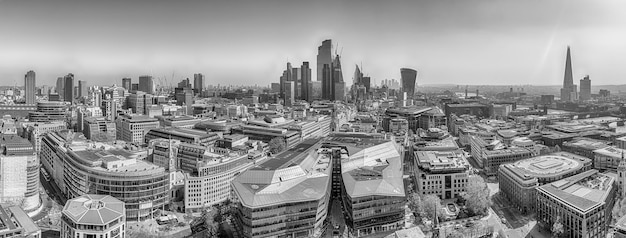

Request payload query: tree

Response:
[422,195,444,221]
[407,193,425,217]
[551,216,564,238]
[268,137,286,154]
[461,176,492,216]
[613,197,626,223]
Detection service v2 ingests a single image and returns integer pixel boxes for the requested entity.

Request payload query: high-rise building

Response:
[193,73,204,95]
[301,62,312,102]
[122,77,132,91]
[138,75,154,94]
[63,73,74,103]
[78,80,87,99]
[24,71,36,104]
[332,55,345,101]
[400,68,417,98]
[56,77,64,100]
[175,79,194,114]
[284,81,295,107]
[292,67,301,99]
[317,39,333,82]
[579,75,591,101]
[560,46,577,102]
[322,64,332,100]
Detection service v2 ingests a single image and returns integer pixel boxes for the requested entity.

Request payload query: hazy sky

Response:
[1,0,625,87]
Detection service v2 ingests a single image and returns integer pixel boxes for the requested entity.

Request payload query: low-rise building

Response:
[498,152,592,214]
[616,136,626,150]
[61,194,125,238]
[0,205,40,238]
[82,117,116,142]
[562,137,611,162]
[115,114,159,144]
[414,150,469,199]
[144,127,220,145]
[593,146,626,172]
[536,170,616,238]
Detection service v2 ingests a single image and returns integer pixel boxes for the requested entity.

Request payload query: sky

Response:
[1,0,625,87]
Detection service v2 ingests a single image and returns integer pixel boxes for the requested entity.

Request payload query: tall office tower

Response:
[284,81,295,107]
[279,70,288,99]
[292,67,301,99]
[24,70,36,104]
[560,46,576,102]
[400,68,417,98]
[332,55,345,101]
[122,78,132,90]
[78,80,87,98]
[175,79,193,114]
[362,76,371,93]
[56,77,64,100]
[63,73,74,103]
[301,62,312,102]
[138,75,154,94]
[193,73,204,95]
[317,39,333,82]
[322,64,332,100]
[579,75,591,101]
[354,65,363,85]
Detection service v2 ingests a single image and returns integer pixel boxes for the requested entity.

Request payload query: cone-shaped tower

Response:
[560,46,576,101]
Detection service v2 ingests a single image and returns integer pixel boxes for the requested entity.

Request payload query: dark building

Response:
[400,68,417,98]
[322,64,332,100]
[332,55,345,101]
[317,39,332,82]
[444,103,492,119]
[56,77,64,100]
[131,83,139,92]
[193,73,204,95]
[175,80,194,114]
[122,77,132,91]
[24,70,36,104]
[540,95,555,105]
[138,75,154,94]
[77,80,87,99]
[560,46,577,102]
[301,62,312,102]
[63,73,74,103]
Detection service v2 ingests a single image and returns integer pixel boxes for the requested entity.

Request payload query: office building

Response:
[469,136,533,175]
[284,81,295,107]
[593,146,626,172]
[128,91,153,115]
[41,131,170,221]
[400,68,417,98]
[83,117,116,142]
[28,101,69,122]
[144,127,219,145]
[178,144,259,212]
[175,80,194,114]
[561,137,611,162]
[24,70,36,104]
[231,139,332,238]
[115,114,159,144]
[138,75,154,94]
[193,73,204,95]
[122,77,132,91]
[579,75,591,101]
[77,80,87,99]
[322,64,332,100]
[536,170,616,238]
[61,194,126,238]
[64,73,74,103]
[498,152,592,214]
[157,116,201,129]
[560,47,578,102]
[332,55,345,101]
[414,150,470,199]
[23,121,67,152]
[301,62,312,102]
[0,205,40,238]
[56,77,64,101]
[0,136,41,212]
[317,39,332,82]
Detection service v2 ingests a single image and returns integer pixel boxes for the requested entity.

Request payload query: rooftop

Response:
[538,169,615,213]
[385,106,432,116]
[563,137,611,151]
[594,146,626,158]
[500,152,590,180]
[414,137,459,151]
[62,194,125,226]
[415,150,469,172]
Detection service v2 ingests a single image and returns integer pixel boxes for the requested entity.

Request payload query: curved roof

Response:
[500,152,590,180]
[62,194,125,226]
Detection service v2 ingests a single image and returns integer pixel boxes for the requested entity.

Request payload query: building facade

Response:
[414,150,470,200]
[61,194,126,238]
[115,114,159,144]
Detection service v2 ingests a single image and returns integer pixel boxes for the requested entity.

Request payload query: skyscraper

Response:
[317,39,332,82]
[193,73,204,96]
[56,77,64,100]
[332,55,345,101]
[78,80,87,98]
[301,62,312,102]
[322,64,332,100]
[579,75,591,101]
[292,67,301,100]
[400,68,417,98]
[24,70,36,104]
[122,78,132,91]
[63,73,74,103]
[138,75,154,94]
[560,46,577,102]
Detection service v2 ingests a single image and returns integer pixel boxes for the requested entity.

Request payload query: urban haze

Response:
[1,1,626,238]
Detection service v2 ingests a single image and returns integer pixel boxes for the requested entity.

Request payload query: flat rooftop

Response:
[538,169,615,213]
[501,152,590,180]
[414,137,459,151]
[484,147,532,156]
[254,138,322,170]
[594,146,626,158]
[563,137,611,151]
[149,127,216,139]
[415,150,469,172]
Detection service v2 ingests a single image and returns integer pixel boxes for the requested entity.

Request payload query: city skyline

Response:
[1,0,626,87]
